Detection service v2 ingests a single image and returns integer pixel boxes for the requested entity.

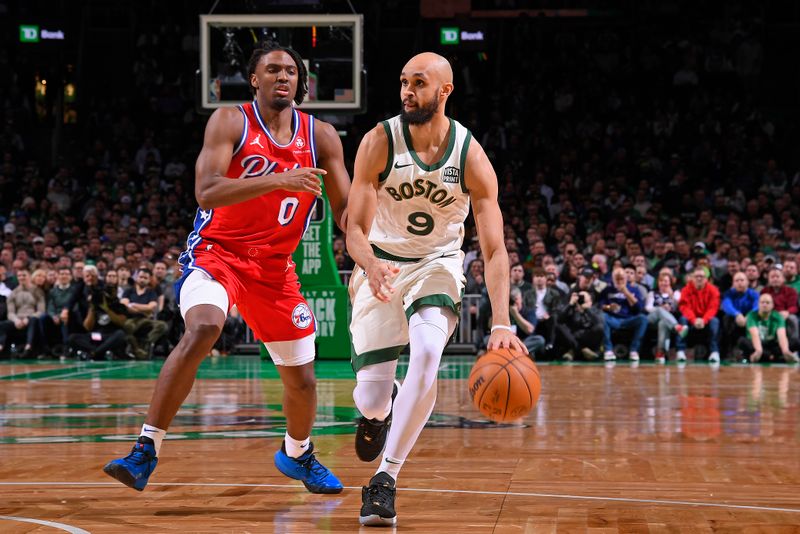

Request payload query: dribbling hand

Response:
[487,329,528,355]
[277,167,325,196]
[366,261,400,303]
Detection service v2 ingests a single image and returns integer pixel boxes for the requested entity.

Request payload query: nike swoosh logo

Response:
[385,458,401,464]
[143,427,158,433]
[394,162,414,169]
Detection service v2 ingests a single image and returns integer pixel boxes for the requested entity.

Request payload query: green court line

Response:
[0,402,272,410]
[0,357,399,381]
[0,364,85,381]
[0,425,359,445]
[0,362,143,381]
[0,404,362,421]
[0,355,772,383]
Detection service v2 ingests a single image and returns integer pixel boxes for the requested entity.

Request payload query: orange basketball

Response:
[467,348,541,422]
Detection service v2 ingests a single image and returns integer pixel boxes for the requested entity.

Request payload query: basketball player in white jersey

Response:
[347,52,527,526]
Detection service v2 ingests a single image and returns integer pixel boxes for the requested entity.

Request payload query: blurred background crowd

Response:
[1,1,799,363]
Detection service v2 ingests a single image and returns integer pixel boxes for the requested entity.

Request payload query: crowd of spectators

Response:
[474,255,800,364]
[460,12,800,363]
[0,15,242,359]
[1,5,799,363]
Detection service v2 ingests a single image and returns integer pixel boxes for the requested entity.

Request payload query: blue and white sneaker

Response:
[274,442,343,494]
[103,437,158,491]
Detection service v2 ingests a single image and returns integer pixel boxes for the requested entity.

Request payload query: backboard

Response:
[200,14,363,111]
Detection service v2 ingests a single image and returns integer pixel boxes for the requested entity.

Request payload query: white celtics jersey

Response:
[369,115,472,260]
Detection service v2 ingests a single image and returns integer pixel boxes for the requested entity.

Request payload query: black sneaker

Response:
[355,381,399,462]
[360,472,397,526]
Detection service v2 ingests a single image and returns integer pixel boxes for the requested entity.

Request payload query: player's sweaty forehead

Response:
[401,52,453,85]
[259,51,298,71]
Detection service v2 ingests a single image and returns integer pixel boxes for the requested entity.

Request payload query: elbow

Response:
[483,246,505,263]
[195,186,218,210]
[196,193,214,211]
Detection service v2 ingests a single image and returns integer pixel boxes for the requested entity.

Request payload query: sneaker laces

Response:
[358,418,385,441]
[124,443,155,465]
[365,480,395,508]
[297,452,329,477]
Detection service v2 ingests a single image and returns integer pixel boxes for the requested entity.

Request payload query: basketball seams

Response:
[469,357,520,421]
[508,359,534,409]
[469,351,540,422]
[501,367,512,421]
[512,354,540,376]
[469,363,507,410]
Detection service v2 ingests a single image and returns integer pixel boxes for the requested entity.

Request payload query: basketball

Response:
[468,348,541,422]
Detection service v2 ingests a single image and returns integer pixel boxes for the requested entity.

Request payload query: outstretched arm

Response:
[194,107,324,210]
[464,140,527,354]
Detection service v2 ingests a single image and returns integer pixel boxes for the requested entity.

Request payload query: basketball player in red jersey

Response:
[103,43,350,494]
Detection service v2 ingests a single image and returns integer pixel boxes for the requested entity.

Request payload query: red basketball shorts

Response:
[175,242,315,343]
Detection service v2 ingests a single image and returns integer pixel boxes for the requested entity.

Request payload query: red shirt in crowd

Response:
[679,281,720,323]
[761,285,799,314]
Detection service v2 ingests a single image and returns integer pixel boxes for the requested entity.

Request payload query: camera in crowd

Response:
[90,284,127,316]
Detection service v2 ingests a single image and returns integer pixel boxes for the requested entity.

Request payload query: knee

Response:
[353,383,390,419]
[405,356,440,392]
[286,372,316,395]
[181,323,222,351]
[415,340,442,363]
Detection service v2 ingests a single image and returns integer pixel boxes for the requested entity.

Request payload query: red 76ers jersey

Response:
[182,101,319,263]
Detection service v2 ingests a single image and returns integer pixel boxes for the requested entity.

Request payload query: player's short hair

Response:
[248,42,308,105]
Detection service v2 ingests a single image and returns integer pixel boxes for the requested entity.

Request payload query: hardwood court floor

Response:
[1,356,800,533]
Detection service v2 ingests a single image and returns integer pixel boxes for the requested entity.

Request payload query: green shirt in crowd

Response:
[745,310,786,342]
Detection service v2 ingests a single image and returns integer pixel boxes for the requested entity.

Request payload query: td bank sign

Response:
[440,27,485,45]
[19,25,66,43]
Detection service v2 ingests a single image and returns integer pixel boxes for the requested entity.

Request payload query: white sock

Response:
[140,424,167,456]
[284,432,311,458]
[381,306,456,481]
[377,456,404,481]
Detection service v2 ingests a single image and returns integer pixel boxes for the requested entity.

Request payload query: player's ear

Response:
[440,82,454,99]
[250,73,258,93]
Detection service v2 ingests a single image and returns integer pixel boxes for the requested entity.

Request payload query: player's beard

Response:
[400,97,439,125]
[269,95,293,111]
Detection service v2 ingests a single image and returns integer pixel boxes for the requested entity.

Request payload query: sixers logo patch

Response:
[295,136,306,149]
[291,303,313,329]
